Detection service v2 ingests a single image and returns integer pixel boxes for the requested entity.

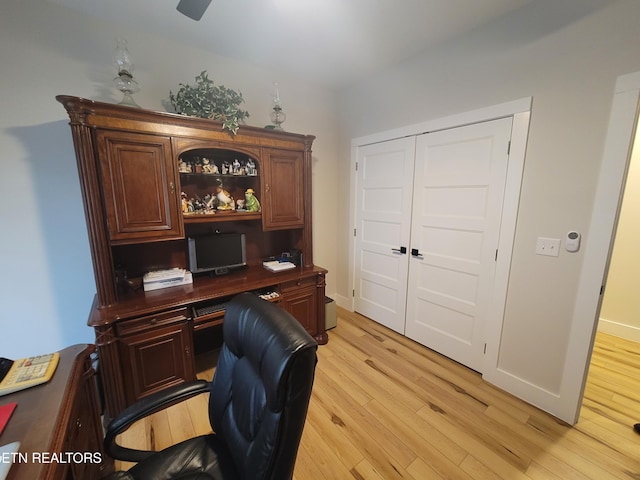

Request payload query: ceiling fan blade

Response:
[177,0,212,21]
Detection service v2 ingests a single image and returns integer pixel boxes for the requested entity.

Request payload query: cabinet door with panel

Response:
[96,130,184,243]
[281,277,318,334]
[262,148,304,230]
[65,369,110,479]
[117,308,195,404]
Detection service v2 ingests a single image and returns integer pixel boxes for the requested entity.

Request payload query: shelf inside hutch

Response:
[183,211,262,224]
[178,148,261,218]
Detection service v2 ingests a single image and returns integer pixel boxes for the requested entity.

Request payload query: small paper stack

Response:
[143,268,193,291]
[263,261,296,272]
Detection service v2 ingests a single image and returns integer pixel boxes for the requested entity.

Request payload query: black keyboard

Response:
[195,302,229,317]
[0,357,14,383]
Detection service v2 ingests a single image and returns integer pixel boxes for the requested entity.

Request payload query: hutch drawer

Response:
[116,307,190,336]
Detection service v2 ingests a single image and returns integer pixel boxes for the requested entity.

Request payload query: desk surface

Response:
[0,344,109,480]
[88,264,328,326]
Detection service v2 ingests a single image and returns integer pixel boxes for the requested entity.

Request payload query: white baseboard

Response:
[334,293,352,311]
[598,317,640,343]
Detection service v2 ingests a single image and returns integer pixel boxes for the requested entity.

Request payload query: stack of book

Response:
[143,268,193,291]
[262,260,296,272]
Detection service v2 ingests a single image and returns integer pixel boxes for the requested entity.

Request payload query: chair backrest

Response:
[209,293,318,480]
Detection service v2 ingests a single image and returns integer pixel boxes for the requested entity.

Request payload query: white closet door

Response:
[354,137,415,334]
[405,118,512,372]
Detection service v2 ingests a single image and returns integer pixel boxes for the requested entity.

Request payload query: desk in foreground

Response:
[1,344,113,480]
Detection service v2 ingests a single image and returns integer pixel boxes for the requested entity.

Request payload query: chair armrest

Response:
[104,379,210,463]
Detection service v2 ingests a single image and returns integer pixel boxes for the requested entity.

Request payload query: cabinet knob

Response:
[169,182,176,194]
[265,184,270,192]
[185,346,190,356]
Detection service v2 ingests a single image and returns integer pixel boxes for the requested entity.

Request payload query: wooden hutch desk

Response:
[1,344,113,480]
[57,96,328,420]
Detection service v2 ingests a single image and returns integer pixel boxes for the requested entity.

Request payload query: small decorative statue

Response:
[246,158,257,176]
[245,188,260,212]
[202,158,218,174]
[178,159,191,173]
[181,192,189,213]
[232,158,241,175]
[181,192,204,213]
[216,180,234,210]
[203,193,217,212]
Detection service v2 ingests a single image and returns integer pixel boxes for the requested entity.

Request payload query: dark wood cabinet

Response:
[97,130,183,244]
[282,288,318,334]
[263,148,305,230]
[280,277,319,334]
[65,368,109,480]
[117,308,194,403]
[57,96,328,420]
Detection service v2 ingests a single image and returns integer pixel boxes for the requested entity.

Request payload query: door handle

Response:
[411,248,424,259]
[391,246,407,255]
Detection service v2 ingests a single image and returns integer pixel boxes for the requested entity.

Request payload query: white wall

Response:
[0,0,338,358]
[599,128,640,340]
[335,0,640,397]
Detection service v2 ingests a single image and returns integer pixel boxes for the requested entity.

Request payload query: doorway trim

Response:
[560,71,640,423]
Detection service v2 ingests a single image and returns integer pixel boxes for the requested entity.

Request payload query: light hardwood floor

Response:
[114,308,640,479]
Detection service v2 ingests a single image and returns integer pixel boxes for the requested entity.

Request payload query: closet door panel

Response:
[405,117,512,372]
[353,137,415,334]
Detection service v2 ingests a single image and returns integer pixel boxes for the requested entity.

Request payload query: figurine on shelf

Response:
[181,192,189,213]
[203,193,217,212]
[202,158,218,174]
[215,179,234,210]
[178,159,191,173]
[190,197,204,212]
[232,158,241,175]
[221,160,231,175]
[236,199,245,211]
[246,158,257,176]
[245,188,261,212]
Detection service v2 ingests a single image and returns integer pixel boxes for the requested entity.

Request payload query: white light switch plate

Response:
[536,237,560,257]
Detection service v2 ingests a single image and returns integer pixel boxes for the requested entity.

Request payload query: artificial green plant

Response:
[169,71,249,134]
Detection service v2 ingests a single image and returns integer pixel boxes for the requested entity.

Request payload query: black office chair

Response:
[104,292,318,480]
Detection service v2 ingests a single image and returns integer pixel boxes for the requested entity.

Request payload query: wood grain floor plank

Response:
[297,420,356,479]
[185,391,213,437]
[166,400,198,442]
[490,399,635,480]
[313,370,417,472]
[525,458,589,480]
[364,395,468,466]
[350,458,392,480]
[460,454,529,480]
[414,402,532,479]
[294,426,328,480]
[321,347,426,413]
[315,348,373,407]
[304,379,366,469]
[405,456,452,480]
